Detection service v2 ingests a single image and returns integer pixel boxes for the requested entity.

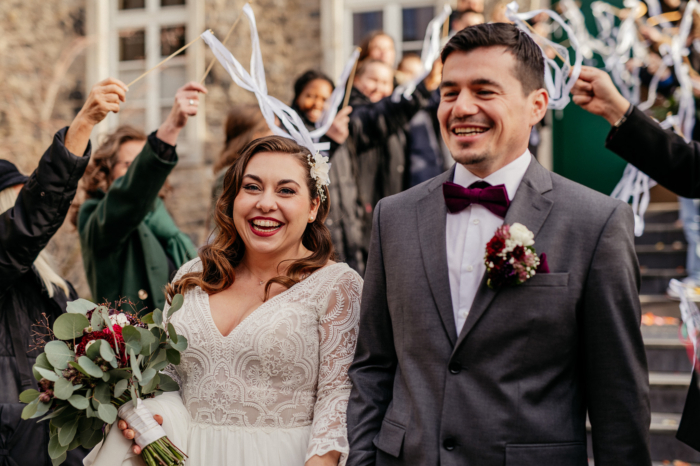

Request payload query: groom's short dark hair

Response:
[441,22,545,95]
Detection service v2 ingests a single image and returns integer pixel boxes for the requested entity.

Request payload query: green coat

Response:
[78,140,196,313]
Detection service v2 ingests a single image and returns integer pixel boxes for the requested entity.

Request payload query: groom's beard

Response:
[446,115,493,167]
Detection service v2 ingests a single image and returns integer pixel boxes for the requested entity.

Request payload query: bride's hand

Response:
[117,414,164,455]
[304,450,341,466]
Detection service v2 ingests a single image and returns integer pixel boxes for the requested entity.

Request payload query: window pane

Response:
[160,64,187,99]
[161,0,186,5]
[119,0,145,10]
[120,30,146,61]
[353,11,383,45]
[161,25,186,56]
[402,7,434,42]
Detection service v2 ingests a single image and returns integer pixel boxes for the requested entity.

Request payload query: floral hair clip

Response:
[307,152,331,202]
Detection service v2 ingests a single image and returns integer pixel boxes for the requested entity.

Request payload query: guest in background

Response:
[451,9,486,32]
[358,31,396,68]
[0,78,125,466]
[76,82,205,314]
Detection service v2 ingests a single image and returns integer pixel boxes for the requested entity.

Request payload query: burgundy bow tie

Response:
[443,181,510,218]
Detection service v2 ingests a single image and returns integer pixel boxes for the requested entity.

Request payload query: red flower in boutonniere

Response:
[484,223,546,289]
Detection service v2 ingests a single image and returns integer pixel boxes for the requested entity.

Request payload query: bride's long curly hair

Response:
[166,135,334,302]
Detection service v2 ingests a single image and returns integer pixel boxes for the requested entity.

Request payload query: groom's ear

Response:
[528,88,549,125]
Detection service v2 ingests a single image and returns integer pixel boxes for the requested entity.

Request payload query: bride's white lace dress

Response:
[84,259,362,466]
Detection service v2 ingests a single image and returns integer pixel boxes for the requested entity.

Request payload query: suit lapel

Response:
[417,167,458,345]
[453,158,555,353]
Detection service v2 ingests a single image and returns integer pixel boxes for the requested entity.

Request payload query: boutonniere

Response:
[484,223,549,289]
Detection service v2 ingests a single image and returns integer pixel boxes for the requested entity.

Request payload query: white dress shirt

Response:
[446,150,532,334]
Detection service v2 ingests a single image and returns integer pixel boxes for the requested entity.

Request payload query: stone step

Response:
[638,244,687,269]
[641,295,682,317]
[643,202,681,224]
[587,413,700,463]
[642,269,687,295]
[636,223,686,246]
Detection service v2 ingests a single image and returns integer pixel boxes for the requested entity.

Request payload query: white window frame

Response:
[86,0,205,166]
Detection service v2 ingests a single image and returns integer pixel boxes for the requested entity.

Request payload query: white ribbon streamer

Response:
[506,1,583,110]
[308,48,361,139]
[201,5,329,156]
[670,0,697,141]
[392,5,452,102]
[118,399,167,449]
[669,279,700,369]
[610,164,657,237]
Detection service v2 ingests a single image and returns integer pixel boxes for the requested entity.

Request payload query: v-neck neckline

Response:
[202,263,346,339]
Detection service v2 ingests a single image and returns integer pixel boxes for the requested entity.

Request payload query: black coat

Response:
[605,106,700,451]
[0,128,90,466]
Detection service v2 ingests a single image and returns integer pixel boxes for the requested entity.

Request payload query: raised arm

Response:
[573,66,700,198]
[583,203,652,465]
[78,82,207,250]
[305,269,362,466]
[0,78,125,291]
[346,201,397,466]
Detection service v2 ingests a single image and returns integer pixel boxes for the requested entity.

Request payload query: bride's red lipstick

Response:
[248,216,284,237]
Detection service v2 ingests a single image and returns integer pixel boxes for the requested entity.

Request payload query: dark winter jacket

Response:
[0,128,89,466]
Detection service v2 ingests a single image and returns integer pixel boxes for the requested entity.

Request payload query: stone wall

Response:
[0,0,323,299]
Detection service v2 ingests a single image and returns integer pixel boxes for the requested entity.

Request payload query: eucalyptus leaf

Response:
[86,339,103,361]
[77,356,103,378]
[50,406,79,428]
[66,298,97,315]
[166,348,180,365]
[58,417,79,446]
[101,372,111,382]
[129,348,142,381]
[21,398,39,419]
[167,323,178,344]
[149,349,169,372]
[137,327,158,355]
[39,406,66,423]
[122,325,142,355]
[169,334,188,352]
[153,309,163,327]
[169,294,184,314]
[100,308,113,333]
[130,384,138,408]
[93,382,110,405]
[141,312,154,324]
[69,361,89,377]
[32,400,51,419]
[108,369,132,381]
[36,366,59,382]
[51,452,67,466]
[45,340,75,370]
[80,428,104,449]
[97,404,118,424]
[68,394,90,410]
[53,313,90,340]
[157,373,180,392]
[151,326,166,344]
[90,310,103,332]
[68,435,81,451]
[53,377,75,400]
[33,353,53,381]
[19,389,39,403]
[100,342,117,367]
[142,373,160,394]
[114,379,128,398]
[48,433,69,459]
[139,368,156,386]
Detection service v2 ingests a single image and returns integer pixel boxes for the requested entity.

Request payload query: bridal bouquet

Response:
[20,297,188,466]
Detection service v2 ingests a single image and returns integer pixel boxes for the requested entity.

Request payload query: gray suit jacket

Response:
[347,157,652,466]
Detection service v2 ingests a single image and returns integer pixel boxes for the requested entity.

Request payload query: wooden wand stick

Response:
[342,48,362,108]
[200,4,250,84]
[127,32,210,89]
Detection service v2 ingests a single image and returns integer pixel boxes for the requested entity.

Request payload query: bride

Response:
[85,135,362,466]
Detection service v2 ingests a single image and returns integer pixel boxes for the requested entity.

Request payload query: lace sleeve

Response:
[305,269,362,466]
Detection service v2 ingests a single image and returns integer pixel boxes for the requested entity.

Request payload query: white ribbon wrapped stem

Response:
[308,48,361,140]
[118,399,167,449]
[669,279,700,369]
[506,1,583,110]
[201,5,328,156]
[391,5,452,103]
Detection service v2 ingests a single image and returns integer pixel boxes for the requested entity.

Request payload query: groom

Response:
[346,23,652,466]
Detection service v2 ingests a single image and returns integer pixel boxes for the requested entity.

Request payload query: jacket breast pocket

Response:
[373,418,406,458]
[506,442,587,466]
[519,272,569,287]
